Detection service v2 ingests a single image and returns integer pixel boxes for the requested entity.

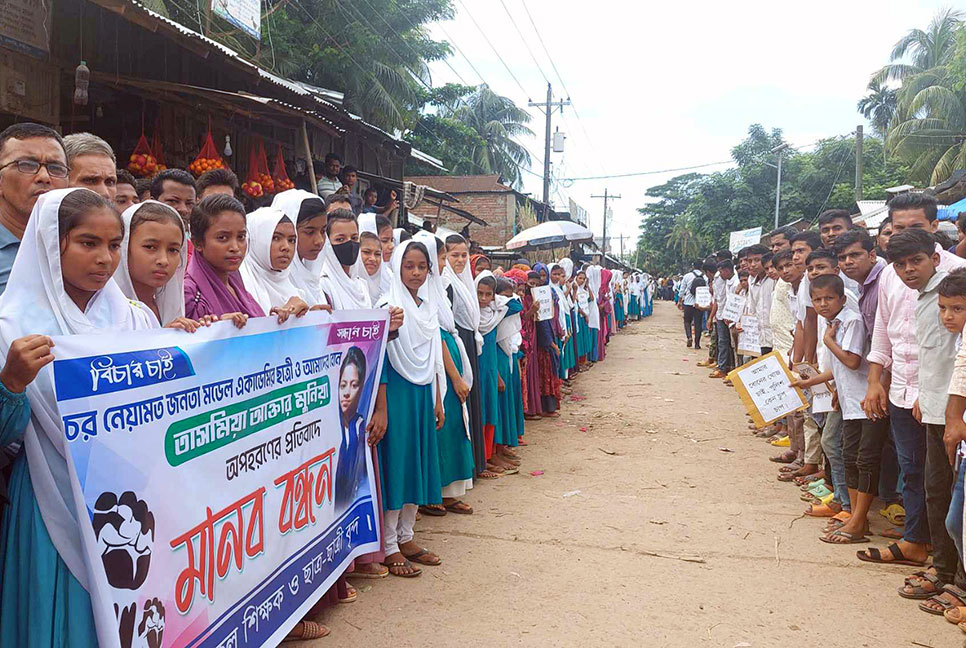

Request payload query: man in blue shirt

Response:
[0,123,69,295]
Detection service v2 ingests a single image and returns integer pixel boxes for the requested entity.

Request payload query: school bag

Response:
[689,270,707,297]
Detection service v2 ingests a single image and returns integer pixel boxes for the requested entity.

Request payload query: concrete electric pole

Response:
[529,83,570,211]
[855,125,864,202]
[592,189,621,258]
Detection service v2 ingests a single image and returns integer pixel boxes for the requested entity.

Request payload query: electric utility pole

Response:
[769,143,788,229]
[592,189,620,258]
[529,83,570,209]
[855,125,864,202]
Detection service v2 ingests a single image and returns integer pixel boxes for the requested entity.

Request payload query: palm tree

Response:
[665,215,702,262]
[873,7,963,83]
[858,80,898,138]
[451,85,534,188]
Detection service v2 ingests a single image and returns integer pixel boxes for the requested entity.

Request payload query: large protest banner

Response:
[49,311,387,648]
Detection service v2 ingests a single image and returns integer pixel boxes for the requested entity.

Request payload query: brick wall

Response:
[436,192,515,247]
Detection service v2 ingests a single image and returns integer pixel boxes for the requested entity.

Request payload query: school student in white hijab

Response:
[355,213,392,301]
[443,233,488,477]
[0,188,194,647]
[371,239,445,577]
[115,200,194,328]
[413,233,475,515]
[239,207,317,316]
[272,189,329,307]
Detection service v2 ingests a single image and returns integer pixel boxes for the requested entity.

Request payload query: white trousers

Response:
[384,503,418,556]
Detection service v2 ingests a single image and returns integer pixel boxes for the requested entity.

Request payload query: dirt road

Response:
[313,302,955,647]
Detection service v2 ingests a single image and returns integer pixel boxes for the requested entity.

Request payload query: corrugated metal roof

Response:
[405,175,511,193]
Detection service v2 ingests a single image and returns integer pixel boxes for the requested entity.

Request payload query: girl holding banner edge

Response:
[0,188,216,647]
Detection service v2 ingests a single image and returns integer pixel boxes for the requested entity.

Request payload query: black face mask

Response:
[333,240,360,266]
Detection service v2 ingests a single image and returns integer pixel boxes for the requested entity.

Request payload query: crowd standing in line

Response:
[679,197,966,640]
[0,123,655,644]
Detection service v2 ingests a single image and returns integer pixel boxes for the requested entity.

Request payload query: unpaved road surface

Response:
[311,302,955,647]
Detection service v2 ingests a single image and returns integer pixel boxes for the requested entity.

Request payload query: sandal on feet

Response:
[403,548,441,566]
[283,621,330,641]
[820,529,868,544]
[880,527,904,540]
[478,470,500,479]
[944,606,966,625]
[804,503,841,518]
[444,500,473,514]
[856,542,928,567]
[349,563,389,579]
[339,585,357,604]
[880,503,906,527]
[418,504,447,517]
[920,587,966,616]
[770,452,797,464]
[383,558,421,578]
[899,571,943,600]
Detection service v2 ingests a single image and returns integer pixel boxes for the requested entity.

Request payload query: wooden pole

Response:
[301,120,317,195]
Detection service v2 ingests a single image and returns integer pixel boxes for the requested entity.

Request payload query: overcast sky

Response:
[425,0,950,256]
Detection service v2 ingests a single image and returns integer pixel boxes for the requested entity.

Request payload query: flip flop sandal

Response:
[898,572,943,600]
[805,480,829,493]
[804,503,841,518]
[919,588,966,616]
[778,463,800,473]
[856,542,928,567]
[383,559,422,578]
[770,453,797,464]
[403,549,441,566]
[348,564,389,579]
[444,501,474,515]
[959,620,966,634]
[339,588,358,604]
[800,486,832,501]
[478,470,500,480]
[418,505,447,517]
[880,503,906,527]
[820,529,868,544]
[945,606,966,625]
[500,467,520,476]
[795,475,824,486]
[777,471,800,482]
[282,621,330,641]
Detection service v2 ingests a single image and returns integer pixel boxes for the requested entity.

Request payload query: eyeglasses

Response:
[0,159,70,179]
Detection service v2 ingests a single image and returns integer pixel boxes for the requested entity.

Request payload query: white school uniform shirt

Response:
[712,274,737,321]
[825,307,869,421]
[816,287,860,372]
[748,274,775,347]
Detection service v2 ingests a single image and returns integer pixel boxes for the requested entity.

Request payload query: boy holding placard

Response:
[708,260,737,378]
[771,250,806,463]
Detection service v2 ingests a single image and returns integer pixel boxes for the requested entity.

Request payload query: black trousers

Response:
[925,424,966,587]
[842,417,890,494]
[682,305,700,344]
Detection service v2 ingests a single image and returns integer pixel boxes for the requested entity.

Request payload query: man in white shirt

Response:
[316,152,343,198]
[677,260,706,349]
[709,260,737,377]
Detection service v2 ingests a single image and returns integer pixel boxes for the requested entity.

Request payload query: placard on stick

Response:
[736,314,760,357]
[532,285,553,321]
[695,286,711,309]
[727,350,808,428]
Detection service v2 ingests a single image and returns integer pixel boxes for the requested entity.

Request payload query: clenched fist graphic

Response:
[93,491,155,590]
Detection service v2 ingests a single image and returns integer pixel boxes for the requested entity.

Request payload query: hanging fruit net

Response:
[271,144,295,192]
[188,129,227,177]
[254,139,275,194]
[126,133,161,177]
[150,126,167,173]
[241,145,264,198]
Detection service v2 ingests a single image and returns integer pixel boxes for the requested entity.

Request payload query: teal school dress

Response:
[378,360,442,510]
[0,385,99,648]
[479,325,501,456]
[437,330,475,489]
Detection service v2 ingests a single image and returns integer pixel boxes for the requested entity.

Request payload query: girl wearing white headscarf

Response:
[442,234,487,477]
[375,239,444,575]
[353,214,392,304]
[413,233,474,512]
[492,274,525,460]
[474,270,513,473]
[0,188,157,647]
[585,264,602,362]
[239,207,310,314]
[548,263,576,383]
[115,200,187,326]
[319,211,372,310]
[272,189,329,307]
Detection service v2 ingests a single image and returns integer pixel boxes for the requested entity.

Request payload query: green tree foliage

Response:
[405,84,534,187]
[634,125,909,276]
[159,0,455,132]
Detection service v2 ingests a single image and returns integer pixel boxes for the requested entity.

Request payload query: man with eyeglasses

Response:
[0,123,69,292]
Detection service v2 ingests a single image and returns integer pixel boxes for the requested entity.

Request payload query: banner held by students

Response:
[727,350,808,428]
[50,311,387,648]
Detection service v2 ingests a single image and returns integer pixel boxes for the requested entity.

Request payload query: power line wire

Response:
[496,0,550,85]
[453,0,529,97]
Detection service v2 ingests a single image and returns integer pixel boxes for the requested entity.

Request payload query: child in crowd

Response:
[496,277,526,458]
[476,271,512,474]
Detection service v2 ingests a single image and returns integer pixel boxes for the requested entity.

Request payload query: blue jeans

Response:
[715,320,733,372]
[946,462,965,562]
[879,431,902,505]
[889,403,930,544]
[820,411,849,511]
